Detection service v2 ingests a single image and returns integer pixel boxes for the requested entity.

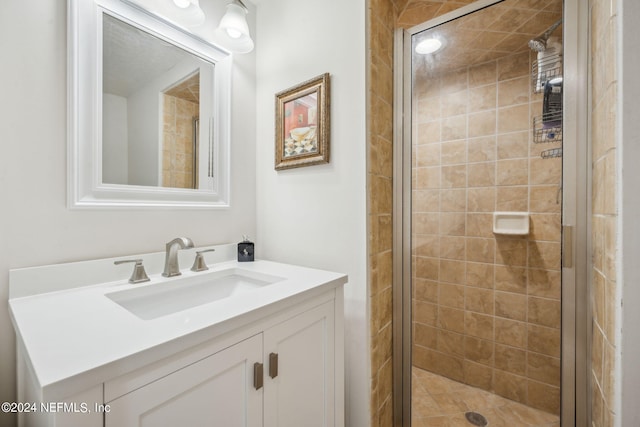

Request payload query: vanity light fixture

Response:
[415,38,443,55]
[126,0,254,54]
[215,0,254,54]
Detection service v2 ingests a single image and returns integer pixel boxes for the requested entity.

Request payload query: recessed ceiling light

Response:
[415,38,442,55]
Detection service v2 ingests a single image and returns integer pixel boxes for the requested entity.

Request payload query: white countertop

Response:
[9,257,347,401]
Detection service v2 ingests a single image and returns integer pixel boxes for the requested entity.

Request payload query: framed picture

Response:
[275,73,330,170]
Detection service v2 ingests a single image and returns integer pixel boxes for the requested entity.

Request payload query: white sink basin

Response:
[106,268,285,320]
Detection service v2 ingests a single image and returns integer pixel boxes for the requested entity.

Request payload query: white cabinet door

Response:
[263,301,335,427]
[106,334,262,427]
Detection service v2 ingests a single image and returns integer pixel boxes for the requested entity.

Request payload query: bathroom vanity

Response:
[9,244,346,427]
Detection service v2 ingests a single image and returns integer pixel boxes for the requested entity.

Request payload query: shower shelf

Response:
[533,112,563,159]
[541,147,563,159]
[531,53,562,94]
[533,112,562,144]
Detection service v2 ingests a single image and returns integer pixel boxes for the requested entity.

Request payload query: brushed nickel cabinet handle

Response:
[254,362,263,390]
[269,353,278,379]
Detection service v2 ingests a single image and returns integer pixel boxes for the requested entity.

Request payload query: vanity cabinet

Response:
[11,257,346,427]
[104,300,338,427]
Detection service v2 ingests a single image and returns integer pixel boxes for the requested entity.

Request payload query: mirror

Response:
[69,0,232,208]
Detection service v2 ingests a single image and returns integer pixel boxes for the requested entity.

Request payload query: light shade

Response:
[215,1,254,54]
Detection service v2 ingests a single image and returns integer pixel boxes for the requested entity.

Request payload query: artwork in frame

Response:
[275,73,330,170]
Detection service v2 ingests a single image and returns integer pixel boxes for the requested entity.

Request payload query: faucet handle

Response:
[114,259,151,284]
[191,249,216,272]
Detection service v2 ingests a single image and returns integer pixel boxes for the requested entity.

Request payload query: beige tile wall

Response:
[397,0,476,28]
[411,50,562,414]
[368,0,396,425]
[162,94,198,189]
[590,0,618,425]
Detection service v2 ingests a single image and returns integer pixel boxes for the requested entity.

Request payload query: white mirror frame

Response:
[68,0,232,209]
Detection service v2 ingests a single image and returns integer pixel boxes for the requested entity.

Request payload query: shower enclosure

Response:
[393,0,589,425]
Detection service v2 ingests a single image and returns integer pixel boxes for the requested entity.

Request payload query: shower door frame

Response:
[391,0,590,425]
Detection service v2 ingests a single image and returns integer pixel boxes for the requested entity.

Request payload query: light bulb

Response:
[226,28,242,39]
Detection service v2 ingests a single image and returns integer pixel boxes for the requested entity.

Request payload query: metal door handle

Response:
[563,225,574,269]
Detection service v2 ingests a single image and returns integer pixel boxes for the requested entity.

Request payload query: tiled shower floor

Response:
[412,367,560,427]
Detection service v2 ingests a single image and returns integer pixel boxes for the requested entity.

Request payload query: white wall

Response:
[0,2,256,426]
[102,93,129,184]
[127,79,161,186]
[254,1,369,426]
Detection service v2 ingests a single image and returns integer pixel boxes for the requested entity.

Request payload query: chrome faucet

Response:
[162,237,194,277]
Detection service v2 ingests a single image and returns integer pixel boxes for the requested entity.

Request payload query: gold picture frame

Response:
[275,73,330,170]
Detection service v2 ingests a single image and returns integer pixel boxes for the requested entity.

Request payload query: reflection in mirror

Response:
[162,72,200,188]
[102,14,212,189]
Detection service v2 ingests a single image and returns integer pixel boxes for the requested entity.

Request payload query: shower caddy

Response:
[531,51,563,159]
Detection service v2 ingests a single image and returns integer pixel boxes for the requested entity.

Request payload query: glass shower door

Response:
[403,1,567,424]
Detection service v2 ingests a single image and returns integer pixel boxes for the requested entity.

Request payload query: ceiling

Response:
[104,0,562,92]
[404,0,563,73]
[103,14,198,97]
[165,72,201,103]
